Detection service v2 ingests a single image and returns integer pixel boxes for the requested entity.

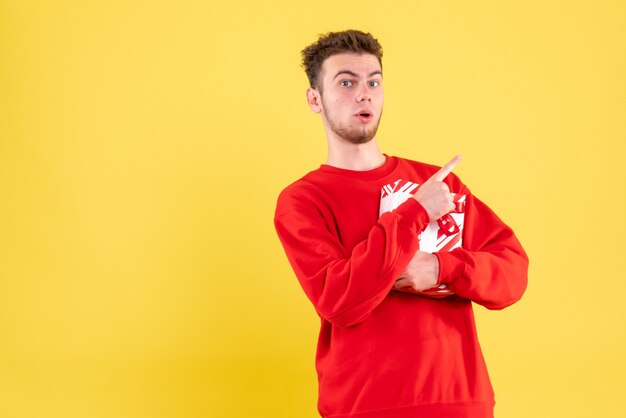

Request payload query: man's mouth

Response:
[355,110,373,122]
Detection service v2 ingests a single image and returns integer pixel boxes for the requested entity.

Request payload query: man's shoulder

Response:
[278,165,326,194]
[274,167,328,216]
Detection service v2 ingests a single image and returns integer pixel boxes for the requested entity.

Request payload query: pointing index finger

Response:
[430,155,462,182]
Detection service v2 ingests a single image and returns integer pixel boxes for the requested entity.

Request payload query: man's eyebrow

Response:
[333,70,358,79]
[333,70,382,79]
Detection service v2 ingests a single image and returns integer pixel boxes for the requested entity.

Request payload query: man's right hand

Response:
[412,155,461,222]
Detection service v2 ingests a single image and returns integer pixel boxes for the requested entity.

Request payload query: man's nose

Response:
[356,84,372,102]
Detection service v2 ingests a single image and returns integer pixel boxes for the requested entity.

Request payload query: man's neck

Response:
[325,137,386,171]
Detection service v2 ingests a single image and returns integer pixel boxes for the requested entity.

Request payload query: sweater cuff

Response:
[434,250,467,285]
[393,198,431,233]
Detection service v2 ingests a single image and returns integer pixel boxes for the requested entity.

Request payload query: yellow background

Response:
[1,1,625,417]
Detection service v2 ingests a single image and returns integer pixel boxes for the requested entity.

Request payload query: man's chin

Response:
[346,135,375,145]
[344,129,377,145]
[346,132,376,145]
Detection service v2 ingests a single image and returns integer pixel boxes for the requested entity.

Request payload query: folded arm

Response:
[435,193,529,310]
[274,186,430,327]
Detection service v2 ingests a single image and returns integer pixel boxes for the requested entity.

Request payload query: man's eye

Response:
[340,80,353,87]
[369,81,380,87]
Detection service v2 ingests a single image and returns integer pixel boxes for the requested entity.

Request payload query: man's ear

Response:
[306,88,322,113]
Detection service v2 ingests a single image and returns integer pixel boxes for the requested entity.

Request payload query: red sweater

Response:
[274,156,528,418]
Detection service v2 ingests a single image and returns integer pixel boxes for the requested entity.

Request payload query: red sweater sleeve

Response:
[274,183,431,328]
[435,191,529,310]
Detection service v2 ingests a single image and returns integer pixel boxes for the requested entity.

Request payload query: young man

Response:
[274,30,528,418]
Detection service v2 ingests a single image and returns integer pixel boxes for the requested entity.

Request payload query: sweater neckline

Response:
[318,155,398,181]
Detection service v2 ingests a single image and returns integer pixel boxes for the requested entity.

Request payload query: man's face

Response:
[309,53,384,144]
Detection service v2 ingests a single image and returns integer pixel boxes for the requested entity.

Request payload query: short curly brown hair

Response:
[301,30,383,91]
